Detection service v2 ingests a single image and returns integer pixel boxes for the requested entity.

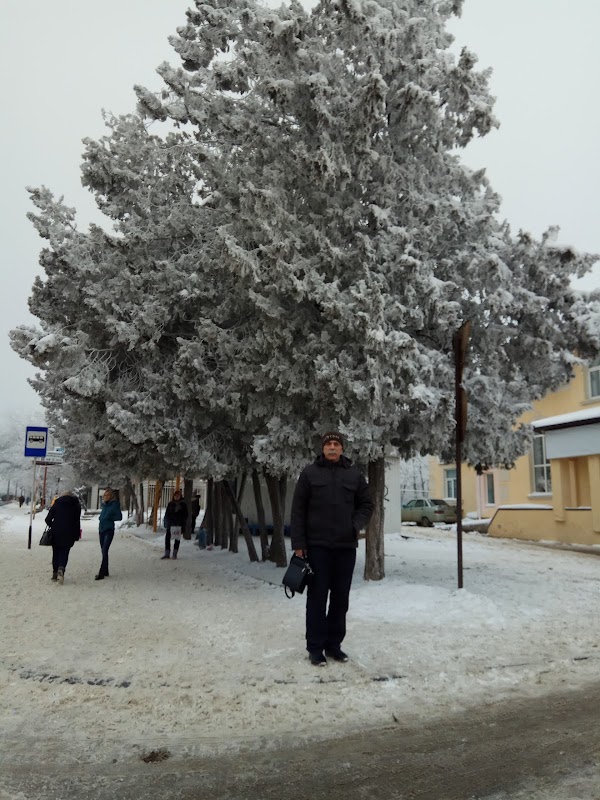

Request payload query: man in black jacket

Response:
[291,432,374,666]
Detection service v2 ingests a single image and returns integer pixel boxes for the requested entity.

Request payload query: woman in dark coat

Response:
[161,489,188,560]
[45,492,81,585]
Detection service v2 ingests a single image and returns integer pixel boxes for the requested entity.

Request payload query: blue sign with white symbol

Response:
[24,426,48,457]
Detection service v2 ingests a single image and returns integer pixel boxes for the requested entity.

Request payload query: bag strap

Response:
[284,585,295,599]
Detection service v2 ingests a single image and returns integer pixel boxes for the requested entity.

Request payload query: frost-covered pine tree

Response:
[10,115,241,485]
[135,0,599,578]
[12,0,600,580]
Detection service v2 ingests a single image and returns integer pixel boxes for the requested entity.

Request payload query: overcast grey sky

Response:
[1,0,599,422]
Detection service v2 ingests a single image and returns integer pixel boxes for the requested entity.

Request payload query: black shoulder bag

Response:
[282,554,313,598]
[39,526,53,546]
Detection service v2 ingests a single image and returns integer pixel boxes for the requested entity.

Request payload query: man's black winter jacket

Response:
[290,455,374,551]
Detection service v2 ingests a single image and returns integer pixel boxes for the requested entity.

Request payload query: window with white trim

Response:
[486,473,495,505]
[532,433,552,493]
[588,359,600,399]
[445,468,457,499]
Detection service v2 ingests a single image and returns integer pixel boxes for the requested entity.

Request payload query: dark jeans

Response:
[305,546,357,653]
[52,545,71,572]
[164,528,181,554]
[99,530,114,576]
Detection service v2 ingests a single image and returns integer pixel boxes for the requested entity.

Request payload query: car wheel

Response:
[420,517,433,527]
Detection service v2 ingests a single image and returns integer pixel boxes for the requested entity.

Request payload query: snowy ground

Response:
[1,501,600,770]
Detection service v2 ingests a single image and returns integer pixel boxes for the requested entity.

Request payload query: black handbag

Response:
[282,554,313,598]
[39,526,53,546]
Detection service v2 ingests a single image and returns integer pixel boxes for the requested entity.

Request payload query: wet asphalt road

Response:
[2,681,599,800]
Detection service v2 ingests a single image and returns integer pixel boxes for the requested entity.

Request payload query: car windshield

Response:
[431,499,447,506]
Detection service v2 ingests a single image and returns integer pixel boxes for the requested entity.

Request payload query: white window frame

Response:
[485,473,495,505]
[532,433,552,494]
[588,359,600,399]
[444,468,457,499]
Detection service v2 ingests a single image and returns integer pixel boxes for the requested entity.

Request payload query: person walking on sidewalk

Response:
[290,432,373,667]
[95,488,122,581]
[162,489,188,560]
[45,491,81,585]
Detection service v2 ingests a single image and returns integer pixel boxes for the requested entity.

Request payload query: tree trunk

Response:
[126,477,139,521]
[229,472,247,553]
[236,472,247,505]
[213,481,223,548]
[121,480,131,518]
[229,482,239,553]
[152,479,164,532]
[279,476,287,527]
[183,477,193,539]
[221,481,232,550]
[364,456,385,581]
[223,480,259,562]
[264,471,287,567]
[138,482,145,526]
[252,469,269,561]
[202,478,215,548]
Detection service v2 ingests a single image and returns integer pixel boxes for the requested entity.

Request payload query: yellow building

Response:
[429,362,600,545]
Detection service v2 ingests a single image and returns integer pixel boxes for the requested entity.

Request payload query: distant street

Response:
[2,681,599,799]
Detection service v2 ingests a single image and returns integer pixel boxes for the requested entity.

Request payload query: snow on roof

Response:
[532,405,600,430]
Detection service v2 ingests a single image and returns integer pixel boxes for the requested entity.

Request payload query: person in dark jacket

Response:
[161,489,188,560]
[45,491,81,584]
[95,488,122,581]
[291,432,374,666]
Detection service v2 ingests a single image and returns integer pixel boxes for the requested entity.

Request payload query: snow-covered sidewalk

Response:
[1,501,599,768]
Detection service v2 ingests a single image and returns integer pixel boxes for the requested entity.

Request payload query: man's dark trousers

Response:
[306,546,356,653]
[99,530,114,576]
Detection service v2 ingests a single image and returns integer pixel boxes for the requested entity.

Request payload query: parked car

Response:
[401,498,457,527]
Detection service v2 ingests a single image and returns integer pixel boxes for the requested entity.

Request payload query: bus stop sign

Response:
[24,426,48,458]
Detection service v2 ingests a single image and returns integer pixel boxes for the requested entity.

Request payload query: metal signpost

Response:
[453,322,471,590]
[24,426,48,549]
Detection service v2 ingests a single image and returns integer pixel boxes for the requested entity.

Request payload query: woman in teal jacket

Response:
[95,488,122,580]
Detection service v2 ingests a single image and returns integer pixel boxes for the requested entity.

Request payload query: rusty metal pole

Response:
[455,362,464,589]
[42,465,48,510]
[453,322,472,590]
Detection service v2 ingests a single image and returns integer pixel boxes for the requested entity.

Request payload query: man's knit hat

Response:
[321,431,344,448]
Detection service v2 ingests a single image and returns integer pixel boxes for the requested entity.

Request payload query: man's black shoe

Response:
[94,574,105,581]
[325,648,349,663]
[308,651,327,667]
